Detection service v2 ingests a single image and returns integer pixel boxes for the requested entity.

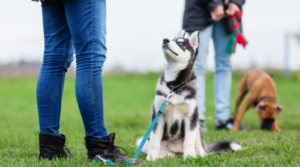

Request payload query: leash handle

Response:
[133,102,167,159]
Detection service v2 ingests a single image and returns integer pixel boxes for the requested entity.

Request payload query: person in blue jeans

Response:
[183,0,249,131]
[35,0,142,164]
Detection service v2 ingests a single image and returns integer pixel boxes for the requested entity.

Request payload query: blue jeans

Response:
[194,20,232,122]
[37,0,107,140]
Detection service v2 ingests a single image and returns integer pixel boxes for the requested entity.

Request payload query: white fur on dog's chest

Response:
[155,95,195,116]
[155,82,197,115]
[154,83,197,142]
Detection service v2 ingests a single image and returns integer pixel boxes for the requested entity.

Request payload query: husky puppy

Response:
[136,30,242,161]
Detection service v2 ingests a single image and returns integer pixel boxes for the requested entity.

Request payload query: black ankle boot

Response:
[39,133,72,160]
[85,132,144,164]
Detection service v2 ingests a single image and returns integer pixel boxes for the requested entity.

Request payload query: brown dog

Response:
[232,69,282,132]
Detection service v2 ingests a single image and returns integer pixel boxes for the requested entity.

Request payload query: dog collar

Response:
[169,82,187,94]
[253,96,274,106]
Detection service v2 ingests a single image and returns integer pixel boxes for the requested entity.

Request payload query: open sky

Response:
[0,0,300,72]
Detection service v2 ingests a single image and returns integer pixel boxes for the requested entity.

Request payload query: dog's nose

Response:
[163,39,170,44]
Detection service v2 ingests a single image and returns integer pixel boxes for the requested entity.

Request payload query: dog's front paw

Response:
[273,127,281,132]
[146,154,157,161]
[231,126,239,131]
[184,151,197,159]
[198,151,206,157]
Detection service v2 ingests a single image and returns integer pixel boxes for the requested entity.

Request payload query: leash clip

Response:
[93,155,108,165]
[164,91,174,103]
[93,155,116,166]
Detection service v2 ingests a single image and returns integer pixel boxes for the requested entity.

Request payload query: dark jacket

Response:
[183,0,245,32]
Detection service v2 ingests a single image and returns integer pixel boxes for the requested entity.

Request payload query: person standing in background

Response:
[183,0,249,131]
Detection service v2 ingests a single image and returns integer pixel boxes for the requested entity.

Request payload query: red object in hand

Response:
[226,11,248,55]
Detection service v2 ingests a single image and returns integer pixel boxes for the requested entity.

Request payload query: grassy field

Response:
[0,72,300,167]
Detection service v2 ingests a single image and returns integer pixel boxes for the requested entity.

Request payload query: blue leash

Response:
[132,91,174,159]
[133,103,167,159]
[94,91,174,166]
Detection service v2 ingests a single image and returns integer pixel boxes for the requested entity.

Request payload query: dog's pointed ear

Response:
[275,105,283,114]
[178,30,186,38]
[255,102,269,112]
[189,31,199,50]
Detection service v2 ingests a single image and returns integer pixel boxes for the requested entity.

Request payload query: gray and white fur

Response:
[136,30,242,161]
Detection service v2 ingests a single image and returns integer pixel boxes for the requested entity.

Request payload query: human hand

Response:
[210,5,224,22]
[226,3,240,16]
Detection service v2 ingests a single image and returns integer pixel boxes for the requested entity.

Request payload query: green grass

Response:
[0,72,300,166]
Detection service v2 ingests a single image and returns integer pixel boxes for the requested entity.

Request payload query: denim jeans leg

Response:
[194,25,213,121]
[63,0,107,140]
[212,20,232,122]
[37,1,74,136]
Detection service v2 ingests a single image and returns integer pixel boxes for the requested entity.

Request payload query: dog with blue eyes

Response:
[136,30,242,161]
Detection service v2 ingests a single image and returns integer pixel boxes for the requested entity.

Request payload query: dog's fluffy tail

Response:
[205,141,242,154]
[136,138,241,156]
[136,137,149,156]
